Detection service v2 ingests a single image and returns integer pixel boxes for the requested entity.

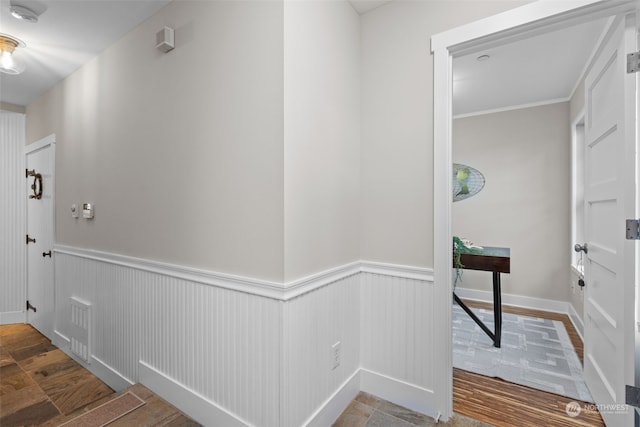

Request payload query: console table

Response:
[453,246,510,348]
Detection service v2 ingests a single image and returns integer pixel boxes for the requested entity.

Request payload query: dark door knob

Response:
[574,243,588,254]
[42,251,52,258]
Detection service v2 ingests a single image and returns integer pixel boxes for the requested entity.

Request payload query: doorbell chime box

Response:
[156,27,175,53]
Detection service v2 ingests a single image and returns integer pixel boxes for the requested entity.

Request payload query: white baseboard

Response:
[53,329,70,349]
[53,329,133,392]
[138,360,250,427]
[305,369,360,427]
[359,368,437,421]
[90,355,135,392]
[454,287,569,314]
[568,303,584,341]
[0,311,26,325]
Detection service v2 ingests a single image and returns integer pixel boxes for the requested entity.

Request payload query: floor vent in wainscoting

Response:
[69,297,92,363]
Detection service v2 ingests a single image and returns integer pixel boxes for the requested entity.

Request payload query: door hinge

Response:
[626,219,640,240]
[26,300,37,313]
[628,52,640,74]
[627,385,640,408]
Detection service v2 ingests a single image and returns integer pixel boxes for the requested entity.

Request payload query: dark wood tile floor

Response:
[0,323,199,426]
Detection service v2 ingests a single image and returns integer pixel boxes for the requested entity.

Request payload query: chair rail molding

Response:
[53,244,434,300]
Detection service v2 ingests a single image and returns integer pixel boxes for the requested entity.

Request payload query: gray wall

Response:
[360,0,531,268]
[27,0,286,281]
[283,0,361,281]
[452,103,571,302]
[26,0,530,282]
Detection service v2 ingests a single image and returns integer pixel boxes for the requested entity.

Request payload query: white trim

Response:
[89,355,135,392]
[360,261,434,282]
[53,329,69,348]
[431,1,637,420]
[453,97,569,120]
[54,244,287,300]
[284,262,361,300]
[359,368,438,421]
[54,245,434,301]
[571,108,586,270]
[568,303,585,341]
[24,133,56,154]
[432,44,454,420]
[53,329,134,392]
[304,368,360,427]
[568,15,617,101]
[139,360,250,427]
[431,1,634,54]
[25,133,56,340]
[0,311,26,325]
[454,287,570,314]
[571,263,585,277]
[454,287,587,344]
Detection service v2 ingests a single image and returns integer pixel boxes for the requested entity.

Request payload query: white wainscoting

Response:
[55,250,281,427]
[0,111,26,322]
[283,274,361,427]
[53,246,436,426]
[360,272,437,418]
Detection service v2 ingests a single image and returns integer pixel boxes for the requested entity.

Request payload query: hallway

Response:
[0,323,199,426]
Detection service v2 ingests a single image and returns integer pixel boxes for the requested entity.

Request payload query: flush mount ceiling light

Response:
[476,54,491,62]
[10,4,39,22]
[0,34,26,75]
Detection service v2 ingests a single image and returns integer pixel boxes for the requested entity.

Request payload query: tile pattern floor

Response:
[0,323,199,426]
[333,391,492,427]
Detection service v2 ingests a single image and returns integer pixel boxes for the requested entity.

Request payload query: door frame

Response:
[25,133,56,330]
[430,0,639,419]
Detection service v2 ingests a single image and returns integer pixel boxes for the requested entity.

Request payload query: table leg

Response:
[453,293,496,344]
[493,271,502,348]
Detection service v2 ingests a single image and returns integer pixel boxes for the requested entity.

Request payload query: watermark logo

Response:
[565,401,630,417]
[565,401,582,417]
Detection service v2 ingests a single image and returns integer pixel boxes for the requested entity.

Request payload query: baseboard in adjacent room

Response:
[568,303,584,341]
[454,287,569,314]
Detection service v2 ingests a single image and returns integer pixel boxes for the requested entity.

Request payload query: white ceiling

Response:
[348,0,393,15]
[0,0,611,114]
[0,0,171,107]
[453,17,610,117]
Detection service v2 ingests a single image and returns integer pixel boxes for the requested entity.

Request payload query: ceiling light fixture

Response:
[10,4,39,22]
[476,54,491,62]
[0,34,26,75]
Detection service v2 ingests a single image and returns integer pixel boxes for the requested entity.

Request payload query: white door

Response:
[25,139,55,340]
[583,13,637,427]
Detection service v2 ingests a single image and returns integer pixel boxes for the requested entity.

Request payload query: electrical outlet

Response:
[331,341,341,370]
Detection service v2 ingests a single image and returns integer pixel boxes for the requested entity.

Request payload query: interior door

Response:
[26,141,54,340]
[583,13,637,427]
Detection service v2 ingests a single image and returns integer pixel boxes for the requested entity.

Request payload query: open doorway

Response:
[433,2,639,426]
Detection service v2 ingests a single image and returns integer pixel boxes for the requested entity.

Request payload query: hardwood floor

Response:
[453,300,605,427]
[0,323,199,426]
